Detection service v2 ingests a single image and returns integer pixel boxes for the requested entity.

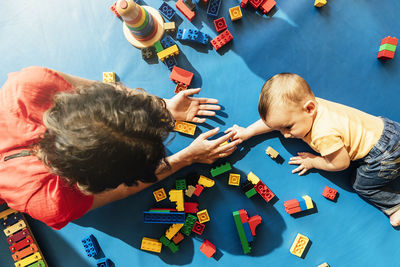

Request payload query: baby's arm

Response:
[225,119,273,141]
[289,147,350,175]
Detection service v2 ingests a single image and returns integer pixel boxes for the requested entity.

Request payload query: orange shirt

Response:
[0,66,93,230]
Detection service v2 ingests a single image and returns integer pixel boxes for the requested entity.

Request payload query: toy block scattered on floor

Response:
[232,209,262,254]
[318,263,330,267]
[154,40,164,53]
[174,121,196,135]
[247,172,260,185]
[176,0,196,21]
[165,224,184,239]
[176,28,211,45]
[169,189,185,211]
[260,0,276,13]
[153,188,167,202]
[159,235,171,246]
[245,188,257,198]
[164,22,176,34]
[176,179,187,190]
[290,233,310,258]
[161,35,176,49]
[143,211,186,224]
[175,83,188,94]
[240,0,248,8]
[213,17,227,32]
[172,232,184,244]
[240,180,254,194]
[210,162,232,177]
[228,173,241,186]
[141,237,162,253]
[314,0,327,7]
[254,180,275,202]
[284,195,313,215]
[103,72,115,83]
[157,44,179,61]
[265,146,279,159]
[378,36,398,60]
[242,222,253,242]
[192,221,205,235]
[167,241,180,253]
[164,56,177,70]
[159,2,176,20]
[200,240,216,258]
[184,202,199,213]
[81,234,100,257]
[184,0,196,11]
[229,6,242,21]
[197,209,210,223]
[198,175,215,187]
[207,0,221,17]
[97,258,111,267]
[211,29,233,50]
[322,186,337,201]
[249,0,263,9]
[181,214,197,236]
[141,47,155,59]
[185,185,196,197]
[110,2,121,18]
[170,66,194,86]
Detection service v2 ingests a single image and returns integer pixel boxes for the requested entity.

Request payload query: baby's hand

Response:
[225,124,251,142]
[289,152,316,175]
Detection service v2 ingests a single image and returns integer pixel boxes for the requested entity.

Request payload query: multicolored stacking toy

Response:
[116,0,165,48]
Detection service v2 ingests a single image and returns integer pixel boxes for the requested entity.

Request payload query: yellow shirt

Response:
[302,98,384,160]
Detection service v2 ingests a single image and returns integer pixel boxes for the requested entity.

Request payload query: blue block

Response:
[243,222,253,242]
[143,211,185,224]
[164,56,177,70]
[159,2,175,20]
[97,258,111,267]
[161,35,176,49]
[298,198,307,211]
[206,0,221,17]
[81,234,100,257]
[176,28,210,45]
[1,212,21,229]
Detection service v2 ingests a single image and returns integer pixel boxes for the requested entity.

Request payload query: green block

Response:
[181,214,197,236]
[28,261,45,267]
[176,179,187,190]
[154,41,163,53]
[245,188,257,198]
[232,211,252,254]
[160,235,171,246]
[168,242,179,253]
[210,162,232,177]
[149,209,170,213]
[379,43,397,52]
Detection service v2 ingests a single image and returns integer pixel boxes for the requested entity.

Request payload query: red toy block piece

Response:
[254,180,275,202]
[237,209,249,223]
[210,29,233,51]
[200,240,216,258]
[176,0,196,22]
[285,206,301,214]
[240,0,248,8]
[110,2,121,18]
[247,215,262,236]
[249,0,263,9]
[381,36,398,46]
[193,184,204,196]
[184,202,199,213]
[192,221,205,235]
[322,186,337,200]
[170,66,194,86]
[213,17,227,32]
[377,50,395,60]
[284,199,300,209]
[174,83,188,94]
[172,232,184,244]
[260,0,276,14]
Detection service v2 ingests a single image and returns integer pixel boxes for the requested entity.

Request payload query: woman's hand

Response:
[165,88,220,123]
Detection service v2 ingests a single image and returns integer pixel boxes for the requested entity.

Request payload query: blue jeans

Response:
[353,117,400,216]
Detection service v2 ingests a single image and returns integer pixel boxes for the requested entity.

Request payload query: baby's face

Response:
[264,101,316,139]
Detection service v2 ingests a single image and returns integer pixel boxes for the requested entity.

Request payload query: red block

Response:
[172,232,184,244]
[249,0,263,9]
[322,186,337,200]
[110,2,121,18]
[285,206,301,214]
[193,184,204,196]
[184,202,199,213]
[254,180,275,202]
[238,209,249,223]
[380,36,398,46]
[176,0,196,22]
[283,199,300,209]
[192,221,205,235]
[248,215,262,236]
[260,0,276,14]
[377,50,395,60]
[200,240,216,258]
[210,29,233,51]
[170,66,194,86]
[174,83,188,94]
[240,0,249,8]
[213,17,227,33]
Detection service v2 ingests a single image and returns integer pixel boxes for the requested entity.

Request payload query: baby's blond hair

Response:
[258,73,314,120]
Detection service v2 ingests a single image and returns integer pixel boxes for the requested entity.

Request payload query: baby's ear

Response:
[303,100,317,114]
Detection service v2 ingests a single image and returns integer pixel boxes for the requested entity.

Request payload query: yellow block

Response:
[265,146,279,158]
[185,185,196,197]
[247,172,260,185]
[4,220,26,237]
[14,252,41,267]
[219,140,229,147]
[141,237,162,253]
[164,22,176,32]
[174,121,196,135]
[197,209,210,223]
[318,263,330,267]
[169,189,184,211]
[165,224,184,239]
[228,173,240,186]
[0,208,17,220]
[153,188,167,202]
[102,72,115,83]
[198,175,215,188]
[229,6,242,21]
[290,233,309,258]
[314,0,327,7]
[302,195,314,209]
[157,44,179,61]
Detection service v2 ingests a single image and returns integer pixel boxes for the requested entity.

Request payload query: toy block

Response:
[265,146,279,159]
[228,173,240,186]
[247,172,260,185]
[0,208,17,220]
[197,209,210,223]
[157,44,179,62]
[164,55,177,70]
[184,202,199,213]
[4,220,26,236]
[200,240,216,258]
[181,214,197,236]
[260,0,276,13]
[192,221,205,235]
[159,235,171,246]
[302,195,314,209]
[322,186,337,200]
[314,0,327,7]
[254,180,275,202]
[154,41,164,53]
[1,212,22,229]
[298,198,307,211]
[161,35,176,49]
[7,229,30,245]
[176,28,210,45]
[176,0,196,21]
[318,263,329,267]
[174,121,196,135]
[284,199,301,214]
[207,0,221,17]
[193,184,204,196]
[14,252,42,267]
[242,222,253,242]
[153,188,167,202]
[165,224,184,239]
[237,209,249,223]
[9,236,34,253]
[110,2,121,18]
[164,22,176,34]
[175,83,188,94]
[141,47,155,59]
[245,188,257,198]
[97,258,111,267]
[184,0,196,11]
[12,243,39,262]
[379,43,397,52]
[247,215,262,236]
[102,72,115,83]
[185,185,196,197]
[170,66,194,86]
[167,241,179,253]
[290,233,309,258]
[229,6,242,21]
[172,232,184,244]
[249,0,263,9]
[380,36,398,46]
[240,0,248,8]
[143,211,185,224]
[240,180,254,193]
[176,179,187,190]
[210,162,232,177]
[149,208,176,212]
[213,17,227,32]
[220,140,229,146]
[169,189,185,211]
[198,175,215,187]
[210,29,233,51]
[377,50,395,60]
[81,234,100,257]
[23,260,45,267]
[159,2,176,20]
[141,237,162,253]
[232,211,251,254]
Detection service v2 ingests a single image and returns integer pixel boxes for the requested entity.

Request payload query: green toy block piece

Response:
[245,187,257,198]
[168,242,179,253]
[154,41,163,53]
[160,235,171,246]
[379,43,397,52]
[210,162,232,177]
[176,179,187,190]
[232,211,252,254]
[181,214,197,236]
